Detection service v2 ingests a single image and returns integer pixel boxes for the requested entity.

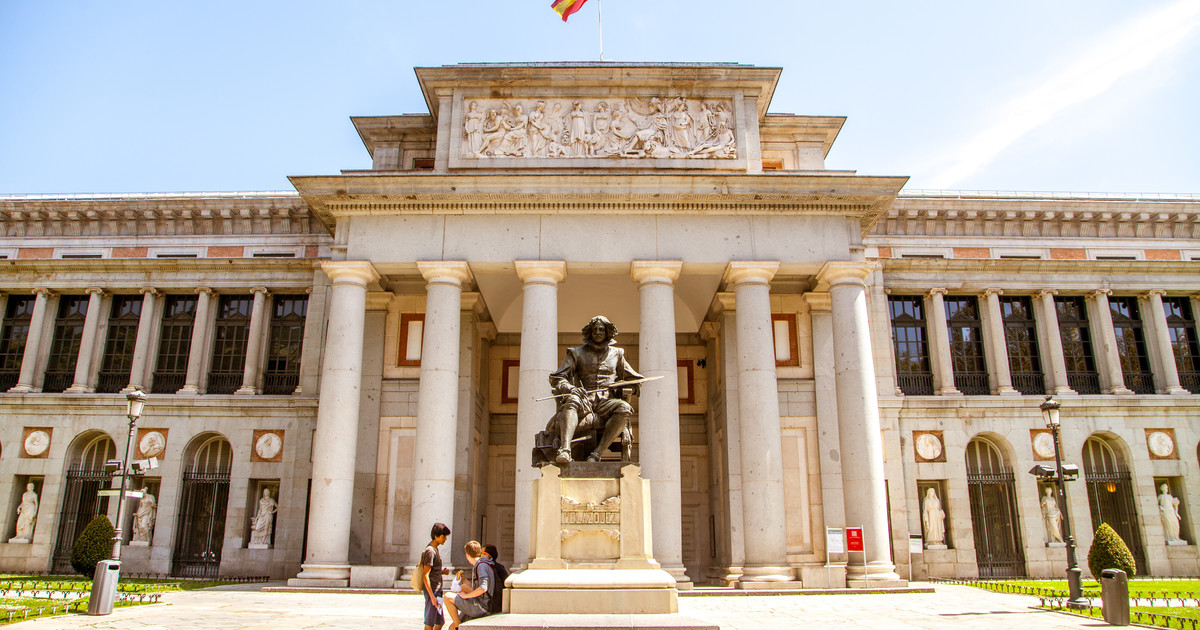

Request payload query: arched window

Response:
[52,433,116,573]
[1082,435,1145,573]
[965,436,1025,577]
[173,434,232,578]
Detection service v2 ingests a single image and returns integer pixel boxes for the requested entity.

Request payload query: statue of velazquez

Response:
[533,316,648,466]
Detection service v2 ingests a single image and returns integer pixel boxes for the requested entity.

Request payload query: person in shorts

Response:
[442,540,494,629]
[420,522,450,630]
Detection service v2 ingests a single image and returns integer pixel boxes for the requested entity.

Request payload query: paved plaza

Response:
[11,583,1110,629]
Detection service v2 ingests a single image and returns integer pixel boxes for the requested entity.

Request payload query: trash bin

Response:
[87,560,121,616]
[1100,568,1130,626]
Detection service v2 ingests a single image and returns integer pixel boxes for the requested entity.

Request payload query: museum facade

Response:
[0,63,1198,586]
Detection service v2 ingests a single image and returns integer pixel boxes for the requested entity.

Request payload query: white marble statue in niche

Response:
[11,483,38,542]
[462,97,736,160]
[1160,483,1184,543]
[131,490,157,544]
[249,488,278,548]
[1041,486,1064,544]
[922,488,946,548]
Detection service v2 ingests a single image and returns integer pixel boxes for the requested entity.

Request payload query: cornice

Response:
[879,257,1199,277]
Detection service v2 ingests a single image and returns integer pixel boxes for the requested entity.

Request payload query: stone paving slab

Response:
[12,582,1107,629]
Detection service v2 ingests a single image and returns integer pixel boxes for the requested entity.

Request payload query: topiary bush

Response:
[1087,522,1136,578]
[70,515,114,579]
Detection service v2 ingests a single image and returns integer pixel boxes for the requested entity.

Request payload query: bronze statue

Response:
[533,316,644,466]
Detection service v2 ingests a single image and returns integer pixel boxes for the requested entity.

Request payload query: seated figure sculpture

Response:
[535,316,643,466]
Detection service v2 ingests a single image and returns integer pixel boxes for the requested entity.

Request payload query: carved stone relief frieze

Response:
[462,97,736,160]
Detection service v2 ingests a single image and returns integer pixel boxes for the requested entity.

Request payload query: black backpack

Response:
[486,558,509,614]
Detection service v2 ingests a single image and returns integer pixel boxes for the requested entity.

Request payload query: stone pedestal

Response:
[508,463,678,615]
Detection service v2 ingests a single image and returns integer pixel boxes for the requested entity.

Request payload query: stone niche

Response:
[507,462,678,615]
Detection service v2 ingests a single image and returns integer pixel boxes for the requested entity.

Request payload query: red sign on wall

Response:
[846,527,864,552]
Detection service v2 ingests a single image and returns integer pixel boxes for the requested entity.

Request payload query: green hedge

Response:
[70,515,114,579]
[1087,522,1136,578]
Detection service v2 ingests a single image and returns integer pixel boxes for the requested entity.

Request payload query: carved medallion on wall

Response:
[913,431,945,463]
[252,430,284,462]
[1146,429,1177,460]
[1031,430,1057,461]
[136,429,168,460]
[21,428,52,458]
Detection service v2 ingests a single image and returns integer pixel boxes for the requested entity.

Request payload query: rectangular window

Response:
[888,296,934,395]
[1110,296,1154,394]
[0,296,34,391]
[398,314,424,366]
[500,359,520,404]
[207,295,253,394]
[772,313,798,366]
[263,294,308,395]
[152,295,196,393]
[42,295,90,393]
[97,295,142,393]
[945,296,989,395]
[1165,298,1200,393]
[1000,296,1044,395]
[1055,297,1101,394]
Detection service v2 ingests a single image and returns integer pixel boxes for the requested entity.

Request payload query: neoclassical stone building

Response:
[1,63,1197,586]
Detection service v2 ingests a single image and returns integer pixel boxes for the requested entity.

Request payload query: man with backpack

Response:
[482,544,509,614]
[442,541,495,628]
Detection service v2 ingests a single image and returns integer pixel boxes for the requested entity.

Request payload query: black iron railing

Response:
[152,372,185,394]
[897,373,934,396]
[1067,372,1102,394]
[262,372,299,395]
[955,372,990,395]
[1011,372,1045,395]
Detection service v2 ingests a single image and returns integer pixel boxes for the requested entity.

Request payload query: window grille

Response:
[96,295,142,393]
[1000,296,1044,394]
[945,296,989,395]
[42,295,89,393]
[888,296,933,395]
[1055,297,1101,394]
[0,296,34,391]
[1109,296,1154,394]
[152,295,196,393]
[263,295,307,395]
[207,295,253,394]
[1164,297,1200,393]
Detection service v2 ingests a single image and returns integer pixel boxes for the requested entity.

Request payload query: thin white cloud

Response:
[927,0,1200,189]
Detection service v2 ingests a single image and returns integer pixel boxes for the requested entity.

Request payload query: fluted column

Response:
[632,260,688,587]
[981,288,1018,395]
[818,262,899,583]
[1034,290,1074,394]
[926,288,960,396]
[724,262,792,583]
[290,261,378,586]
[177,287,214,395]
[512,261,566,568]
[407,261,472,570]
[236,287,270,395]
[1089,289,1133,395]
[1145,290,1187,395]
[10,288,53,393]
[65,288,106,393]
[125,288,159,392]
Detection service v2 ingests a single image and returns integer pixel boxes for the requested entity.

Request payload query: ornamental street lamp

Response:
[1040,395,1087,608]
[112,389,147,561]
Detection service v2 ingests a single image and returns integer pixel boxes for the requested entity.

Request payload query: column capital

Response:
[631,260,682,285]
[477,321,498,341]
[1089,288,1112,299]
[1144,289,1167,299]
[723,261,779,288]
[139,287,159,296]
[804,292,832,312]
[1035,289,1058,299]
[711,292,737,315]
[251,286,271,296]
[927,287,949,297]
[365,292,393,311]
[816,261,876,288]
[195,286,214,296]
[32,287,54,297]
[699,321,721,341]
[514,260,566,284]
[981,288,1004,297]
[85,287,106,297]
[417,260,472,286]
[322,260,381,286]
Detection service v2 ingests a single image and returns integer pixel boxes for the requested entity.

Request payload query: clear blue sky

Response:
[1,1,1197,195]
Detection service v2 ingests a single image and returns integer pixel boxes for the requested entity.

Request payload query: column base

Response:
[7,384,34,394]
[64,385,94,394]
[1105,387,1135,395]
[176,385,200,395]
[995,387,1021,396]
[119,385,142,394]
[288,562,351,588]
[662,565,692,590]
[1052,386,1079,396]
[846,561,901,586]
[1164,386,1190,396]
[737,565,796,582]
[234,386,259,395]
[935,387,963,396]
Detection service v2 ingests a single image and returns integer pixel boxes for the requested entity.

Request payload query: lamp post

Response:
[1041,395,1086,608]
[112,389,147,561]
[89,389,147,615]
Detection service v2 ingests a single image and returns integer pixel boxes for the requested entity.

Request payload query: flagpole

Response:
[598,0,604,61]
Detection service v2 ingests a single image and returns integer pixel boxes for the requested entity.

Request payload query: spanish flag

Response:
[551,0,589,22]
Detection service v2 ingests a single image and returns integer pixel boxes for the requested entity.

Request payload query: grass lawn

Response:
[957,578,1200,629]
[0,574,253,624]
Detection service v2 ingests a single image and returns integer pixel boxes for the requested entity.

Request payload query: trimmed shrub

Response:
[1087,522,1136,578]
[71,515,115,579]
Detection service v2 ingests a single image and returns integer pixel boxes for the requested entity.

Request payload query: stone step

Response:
[461,613,718,630]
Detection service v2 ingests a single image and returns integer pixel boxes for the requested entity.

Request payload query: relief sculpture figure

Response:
[533,316,644,466]
[463,101,485,156]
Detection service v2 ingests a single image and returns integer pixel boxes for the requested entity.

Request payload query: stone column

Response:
[818,262,900,584]
[177,287,214,395]
[632,261,689,587]
[981,288,1018,395]
[65,288,106,393]
[10,288,53,393]
[236,287,271,395]
[125,288,159,392]
[723,262,792,583]
[1145,290,1187,395]
[805,292,847,539]
[407,261,472,570]
[512,261,565,568]
[1089,289,1133,395]
[0,294,7,346]
[926,288,960,396]
[290,261,378,587]
[1035,290,1074,395]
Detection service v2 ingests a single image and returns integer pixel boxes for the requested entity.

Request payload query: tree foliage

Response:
[70,515,114,579]
[1087,522,1136,578]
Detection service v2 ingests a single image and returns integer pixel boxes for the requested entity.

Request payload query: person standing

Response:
[420,523,450,630]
